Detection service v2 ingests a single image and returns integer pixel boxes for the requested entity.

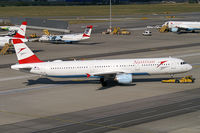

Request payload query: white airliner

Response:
[39,25,93,43]
[163,21,200,32]
[0,25,20,31]
[0,21,27,48]
[11,39,192,87]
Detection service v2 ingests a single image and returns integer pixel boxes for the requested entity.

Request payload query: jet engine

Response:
[171,27,179,32]
[115,73,132,84]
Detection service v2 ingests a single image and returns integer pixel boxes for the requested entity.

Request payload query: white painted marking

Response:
[0,75,36,82]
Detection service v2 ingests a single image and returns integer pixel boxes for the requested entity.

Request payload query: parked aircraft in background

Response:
[0,21,27,48]
[39,25,93,43]
[11,38,192,87]
[0,25,21,36]
[0,25,20,31]
[163,21,200,33]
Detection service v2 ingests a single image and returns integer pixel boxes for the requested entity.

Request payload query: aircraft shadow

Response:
[177,31,200,34]
[24,78,99,86]
[24,78,136,90]
[32,49,44,53]
[49,42,104,45]
[24,77,179,90]
[97,83,136,90]
[4,49,43,53]
[69,42,104,45]
[132,77,180,82]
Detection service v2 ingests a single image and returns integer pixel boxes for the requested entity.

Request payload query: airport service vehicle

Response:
[142,30,152,36]
[11,39,192,87]
[162,75,195,83]
[0,22,27,48]
[162,21,200,33]
[118,29,131,35]
[39,25,93,43]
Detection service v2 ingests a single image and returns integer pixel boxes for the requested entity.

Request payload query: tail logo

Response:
[157,61,167,68]
[18,47,26,54]
[20,28,24,32]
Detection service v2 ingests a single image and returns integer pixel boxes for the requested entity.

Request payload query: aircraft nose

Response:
[187,64,192,71]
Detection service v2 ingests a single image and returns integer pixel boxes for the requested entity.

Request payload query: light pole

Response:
[109,0,112,32]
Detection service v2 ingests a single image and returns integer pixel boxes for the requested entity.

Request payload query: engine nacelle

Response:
[115,73,132,84]
[171,27,179,32]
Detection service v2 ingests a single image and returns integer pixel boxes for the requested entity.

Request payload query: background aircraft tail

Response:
[43,29,51,36]
[13,21,27,38]
[83,25,93,38]
[12,39,43,64]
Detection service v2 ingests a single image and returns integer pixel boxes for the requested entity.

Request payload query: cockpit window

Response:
[180,62,187,65]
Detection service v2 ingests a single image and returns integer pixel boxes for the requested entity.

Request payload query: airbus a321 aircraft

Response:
[39,25,93,43]
[11,39,192,86]
[0,21,27,48]
[163,21,200,33]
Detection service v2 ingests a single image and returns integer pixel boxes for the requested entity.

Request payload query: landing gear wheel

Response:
[100,78,107,87]
[170,74,174,78]
[101,81,108,87]
[100,78,104,83]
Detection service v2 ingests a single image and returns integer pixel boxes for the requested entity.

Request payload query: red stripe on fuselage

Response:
[18,55,43,64]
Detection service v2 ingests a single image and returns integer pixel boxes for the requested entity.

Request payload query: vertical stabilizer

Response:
[83,25,93,38]
[12,39,43,64]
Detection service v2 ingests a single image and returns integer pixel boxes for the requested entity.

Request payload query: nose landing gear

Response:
[170,74,174,78]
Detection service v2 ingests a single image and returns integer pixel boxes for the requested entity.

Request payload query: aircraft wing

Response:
[176,25,190,30]
[90,71,127,77]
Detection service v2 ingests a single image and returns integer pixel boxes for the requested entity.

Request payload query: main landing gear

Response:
[100,77,117,87]
[100,78,107,87]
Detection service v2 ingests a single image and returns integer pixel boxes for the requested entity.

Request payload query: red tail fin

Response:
[12,39,43,64]
[83,25,93,38]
